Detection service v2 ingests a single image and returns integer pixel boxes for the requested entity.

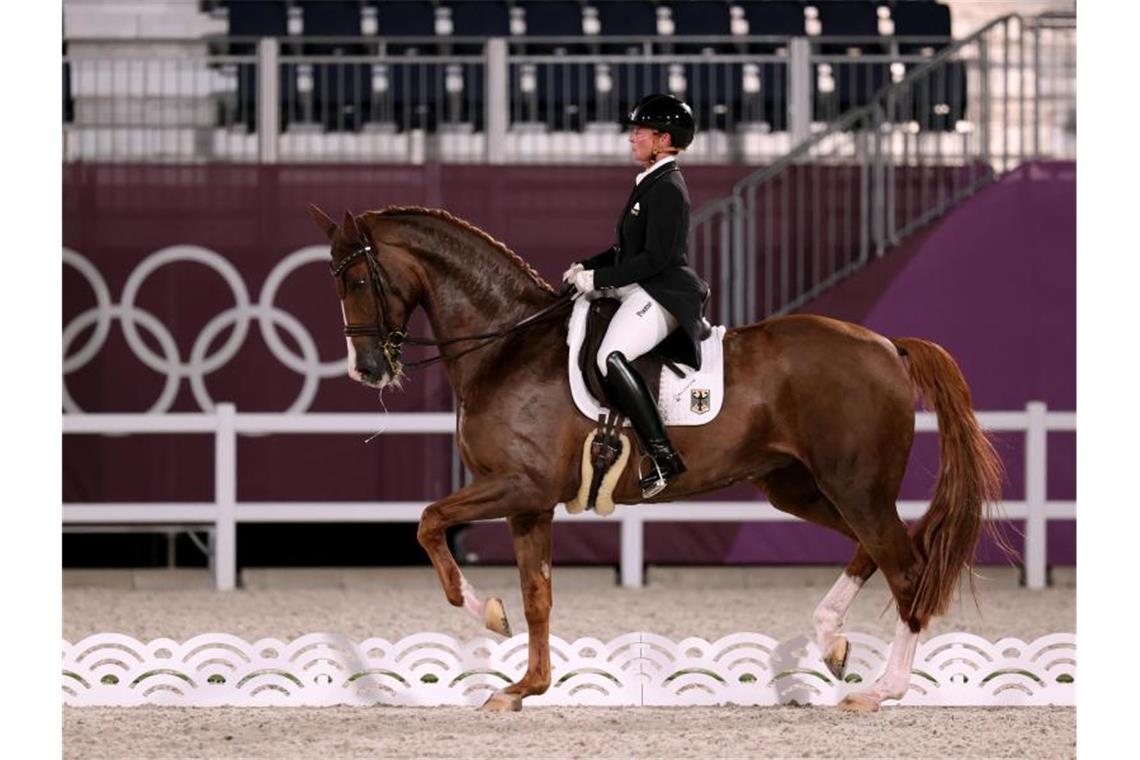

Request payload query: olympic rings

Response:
[62,245,344,414]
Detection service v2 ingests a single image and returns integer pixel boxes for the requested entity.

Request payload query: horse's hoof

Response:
[480,691,522,712]
[823,637,849,680]
[484,597,512,637]
[839,693,882,713]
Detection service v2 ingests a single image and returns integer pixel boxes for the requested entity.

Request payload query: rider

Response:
[562,93,710,498]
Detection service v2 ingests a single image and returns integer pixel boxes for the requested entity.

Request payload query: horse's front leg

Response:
[482,511,555,712]
[416,477,541,636]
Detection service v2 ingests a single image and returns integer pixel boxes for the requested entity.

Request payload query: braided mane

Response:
[367,205,556,294]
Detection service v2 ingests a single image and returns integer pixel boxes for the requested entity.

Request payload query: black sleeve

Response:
[579,246,617,270]
[593,183,686,289]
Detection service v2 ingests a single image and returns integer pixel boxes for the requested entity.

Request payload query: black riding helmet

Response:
[623,93,696,150]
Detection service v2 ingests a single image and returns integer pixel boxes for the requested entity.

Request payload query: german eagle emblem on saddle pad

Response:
[566,296,727,426]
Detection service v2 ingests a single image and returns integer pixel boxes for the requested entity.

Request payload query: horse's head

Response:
[308,204,420,389]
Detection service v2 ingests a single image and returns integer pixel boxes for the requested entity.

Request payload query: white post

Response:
[214,403,238,590]
[1024,401,1047,589]
[257,38,279,164]
[620,513,644,588]
[484,38,508,164]
[787,37,812,148]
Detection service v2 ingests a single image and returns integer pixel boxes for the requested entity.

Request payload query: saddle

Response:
[577,298,712,405]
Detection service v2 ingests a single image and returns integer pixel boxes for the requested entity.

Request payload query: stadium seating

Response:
[891,0,953,54]
[668,2,738,130]
[815,1,889,115]
[294,2,368,130]
[449,1,511,36]
[89,0,962,137]
[889,2,962,130]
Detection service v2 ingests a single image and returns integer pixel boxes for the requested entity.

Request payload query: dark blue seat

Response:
[816,1,889,114]
[365,1,440,130]
[371,0,436,37]
[670,0,732,38]
[668,2,738,128]
[448,1,510,36]
[596,0,658,48]
[520,1,583,36]
[736,0,804,51]
[296,2,369,130]
[225,0,288,50]
[735,2,802,129]
[890,0,952,54]
[889,2,961,130]
[511,2,589,126]
[817,0,882,51]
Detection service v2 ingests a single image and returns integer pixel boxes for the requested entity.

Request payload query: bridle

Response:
[329,235,575,373]
[329,237,409,374]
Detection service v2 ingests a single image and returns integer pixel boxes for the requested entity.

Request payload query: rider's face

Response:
[629,126,660,164]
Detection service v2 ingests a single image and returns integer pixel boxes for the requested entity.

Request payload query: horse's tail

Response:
[890,337,1012,623]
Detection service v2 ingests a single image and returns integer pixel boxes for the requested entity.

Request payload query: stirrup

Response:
[638,457,668,499]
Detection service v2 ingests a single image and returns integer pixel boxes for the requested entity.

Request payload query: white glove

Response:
[561,262,584,284]
[572,268,595,295]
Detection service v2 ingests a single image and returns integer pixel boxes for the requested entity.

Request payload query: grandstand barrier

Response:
[62,401,1076,591]
[62,11,1074,165]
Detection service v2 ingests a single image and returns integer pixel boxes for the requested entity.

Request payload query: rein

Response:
[330,239,576,373]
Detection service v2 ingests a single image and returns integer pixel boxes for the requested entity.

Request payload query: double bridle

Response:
[329,237,575,372]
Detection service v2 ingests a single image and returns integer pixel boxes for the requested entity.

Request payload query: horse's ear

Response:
[307,203,337,240]
[341,210,361,241]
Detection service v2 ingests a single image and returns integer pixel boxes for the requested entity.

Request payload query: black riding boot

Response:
[603,351,687,498]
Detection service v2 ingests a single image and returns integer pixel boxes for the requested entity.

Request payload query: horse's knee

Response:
[416,512,442,550]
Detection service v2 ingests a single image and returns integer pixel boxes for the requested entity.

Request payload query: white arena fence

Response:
[62,402,1075,591]
[62,630,1076,708]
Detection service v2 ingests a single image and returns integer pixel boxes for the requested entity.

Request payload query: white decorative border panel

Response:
[63,632,1075,707]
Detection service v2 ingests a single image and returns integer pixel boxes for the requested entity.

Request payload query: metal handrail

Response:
[685,12,1075,325]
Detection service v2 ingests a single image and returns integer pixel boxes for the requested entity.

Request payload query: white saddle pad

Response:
[566,296,727,426]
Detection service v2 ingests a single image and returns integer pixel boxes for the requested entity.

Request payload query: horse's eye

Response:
[350,278,366,291]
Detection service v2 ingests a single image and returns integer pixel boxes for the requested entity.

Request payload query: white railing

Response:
[62,402,1075,590]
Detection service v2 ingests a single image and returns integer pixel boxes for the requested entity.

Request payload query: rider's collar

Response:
[635,155,677,186]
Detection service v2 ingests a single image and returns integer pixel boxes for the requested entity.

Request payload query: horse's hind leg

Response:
[756,466,879,679]
[481,511,555,712]
[816,482,923,712]
[416,477,544,636]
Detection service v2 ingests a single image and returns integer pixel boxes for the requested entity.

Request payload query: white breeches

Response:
[595,284,680,376]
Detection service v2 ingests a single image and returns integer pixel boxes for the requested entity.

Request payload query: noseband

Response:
[329,240,407,371]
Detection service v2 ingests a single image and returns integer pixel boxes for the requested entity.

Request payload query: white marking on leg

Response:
[813,573,864,651]
[341,305,362,382]
[459,574,486,623]
[870,619,921,702]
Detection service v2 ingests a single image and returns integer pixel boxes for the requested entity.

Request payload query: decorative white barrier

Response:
[63,631,1075,708]
[61,402,1078,591]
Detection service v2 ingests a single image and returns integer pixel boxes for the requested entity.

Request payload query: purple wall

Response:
[63,161,1075,568]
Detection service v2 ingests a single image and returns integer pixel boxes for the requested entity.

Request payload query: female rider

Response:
[562,93,710,498]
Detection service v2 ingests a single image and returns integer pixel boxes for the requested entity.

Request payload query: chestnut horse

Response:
[308,203,1005,712]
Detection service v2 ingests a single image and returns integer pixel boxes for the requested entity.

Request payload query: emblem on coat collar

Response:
[630,202,641,216]
[690,388,711,414]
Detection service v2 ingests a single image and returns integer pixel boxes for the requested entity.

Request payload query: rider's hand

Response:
[561,262,584,284]
[572,268,595,295]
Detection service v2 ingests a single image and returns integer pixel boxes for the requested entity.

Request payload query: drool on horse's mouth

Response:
[358,362,405,391]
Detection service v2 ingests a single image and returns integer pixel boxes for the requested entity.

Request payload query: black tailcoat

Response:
[580,161,710,369]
